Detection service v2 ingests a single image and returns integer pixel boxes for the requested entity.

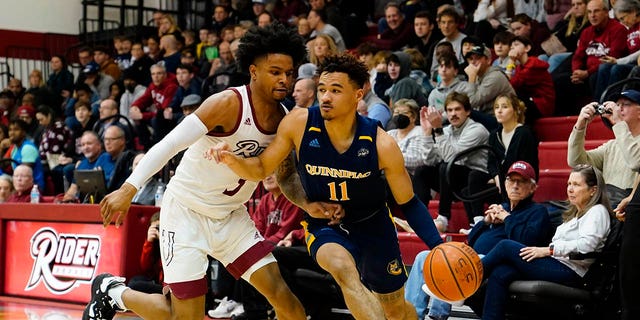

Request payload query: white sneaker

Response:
[230,304,244,317]
[208,297,241,318]
[421,284,464,306]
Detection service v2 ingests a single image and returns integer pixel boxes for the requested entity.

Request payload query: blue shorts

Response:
[304,207,407,294]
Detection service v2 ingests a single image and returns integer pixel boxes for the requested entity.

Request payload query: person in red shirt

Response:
[251,173,304,244]
[128,212,163,294]
[6,164,38,203]
[130,63,179,148]
[508,35,556,121]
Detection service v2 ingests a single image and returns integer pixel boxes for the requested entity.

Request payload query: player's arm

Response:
[377,129,443,248]
[214,108,305,181]
[101,91,240,227]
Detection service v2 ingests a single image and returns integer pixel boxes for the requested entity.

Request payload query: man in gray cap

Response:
[179,94,202,120]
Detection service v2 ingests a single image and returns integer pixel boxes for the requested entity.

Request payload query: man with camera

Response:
[568,89,640,207]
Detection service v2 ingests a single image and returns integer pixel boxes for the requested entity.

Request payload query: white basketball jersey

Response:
[165,85,284,218]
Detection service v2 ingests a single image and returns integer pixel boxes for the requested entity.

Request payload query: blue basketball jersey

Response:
[296,107,387,223]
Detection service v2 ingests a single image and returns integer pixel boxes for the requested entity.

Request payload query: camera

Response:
[595,104,612,115]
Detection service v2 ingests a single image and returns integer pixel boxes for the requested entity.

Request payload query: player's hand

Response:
[208,142,237,164]
[304,201,344,225]
[100,183,138,228]
[519,246,548,262]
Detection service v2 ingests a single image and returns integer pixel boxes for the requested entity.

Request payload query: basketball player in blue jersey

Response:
[213,54,444,320]
[86,24,328,320]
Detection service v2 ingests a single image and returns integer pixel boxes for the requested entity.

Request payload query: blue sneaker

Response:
[82,273,126,320]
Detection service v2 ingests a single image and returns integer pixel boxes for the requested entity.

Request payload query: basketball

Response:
[423,242,483,302]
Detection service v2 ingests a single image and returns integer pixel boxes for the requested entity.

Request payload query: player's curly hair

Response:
[236,23,307,73]
[317,54,370,89]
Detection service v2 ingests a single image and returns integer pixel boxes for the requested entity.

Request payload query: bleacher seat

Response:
[533,169,571,202]
[538,140,608,170]
[534,116,614,142]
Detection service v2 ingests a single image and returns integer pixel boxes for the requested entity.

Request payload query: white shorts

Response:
[159,191,276,286]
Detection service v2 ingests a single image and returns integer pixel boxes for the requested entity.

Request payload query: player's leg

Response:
[373,286,418,320]
[247,259,306,320]
[315,242,385,319]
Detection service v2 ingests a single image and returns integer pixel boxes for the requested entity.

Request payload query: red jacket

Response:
[140,240,163,283]
[251,192,304,244]
[572,19,628,74]
[132,74,178,120]
[510,57,556,117]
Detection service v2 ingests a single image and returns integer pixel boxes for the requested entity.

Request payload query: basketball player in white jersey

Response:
[86,24,323,320]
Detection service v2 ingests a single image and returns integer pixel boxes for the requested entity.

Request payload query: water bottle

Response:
[154,185,164,207]
[30,185,40,204]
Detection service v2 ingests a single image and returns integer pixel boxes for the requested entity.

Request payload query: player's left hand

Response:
[305,201,344,225]
[519,246,548,262]
[208,142,237,164]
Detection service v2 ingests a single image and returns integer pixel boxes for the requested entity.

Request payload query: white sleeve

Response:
[125,114,208,189]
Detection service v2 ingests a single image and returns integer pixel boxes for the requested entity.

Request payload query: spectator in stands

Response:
[257,11,275,28]
[35,105,72,194]
[120,69,147,119]
[488,94,539,200]
[15,105,39,142]
[7,78,25,106]
[428,52,473,119]
[406,160,551,319]
[0,90,15,127]
[569,91,640,206]
[375,2,414,51]
[94,99,133,149]
[6,164,38,203]
[358,80,391,128]
[309,0,343,32]
[509,13,551,57]
[539,0,589,73]
[26,69,57,110]
[159,34,182,74]
[128,42,153,86]
[152,10,165,29]
[145,35,162,61]
[212,5,234,36]
[220,25,235,44]
[94,45,121,81]
[308,34,339,66]
[296,16,312,42]
[433,7,467,69]
[508,35,556,119]
[387,99,439,205]
[172,64,201,110]
[63,83,100,128]
[308,8,346,52]
[130,63,179,147]
[556,0,627,114]
[245,0,267,24]
[208,41,234,76]
[62,131,112,202]
[128,211,163,294]
[114,35,133,70]
[104,124,136,192]
[61,101,96,176]
[464,43,516,118]
[384,51,429,108]
[78,46,94,68]
[594,0,640,100]
[82,61,115,100]
[472,0,510,46]
[408,10,443,74]
[3,119,44,191]
[181,29,197,54]
[480,164,612,319]
[492,31,515,73]
[47,55,74,108]
[292,78,317,109]
[0,174,14,203]
[405,48,433,94]
[130,153,165,205]
[419,92,490,223]
[272,0,308,26]
[158,14,181,38]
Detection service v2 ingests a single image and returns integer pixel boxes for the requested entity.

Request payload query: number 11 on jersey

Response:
[328,181,350,201]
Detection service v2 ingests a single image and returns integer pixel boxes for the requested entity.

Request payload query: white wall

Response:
[0,0,163,35]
